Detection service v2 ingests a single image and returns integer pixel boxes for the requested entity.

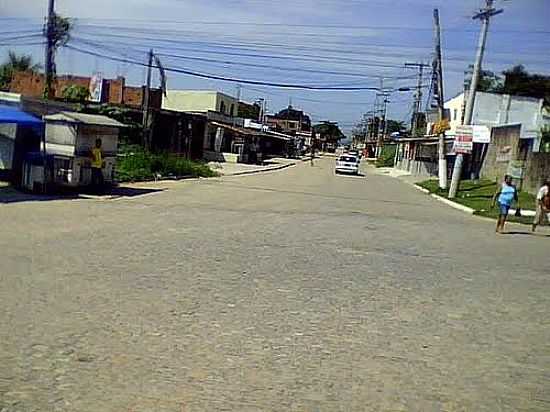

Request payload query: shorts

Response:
[498,202,511,216]
[533,204,550,225]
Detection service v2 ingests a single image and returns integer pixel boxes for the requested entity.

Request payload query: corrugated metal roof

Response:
[43,111,126,127]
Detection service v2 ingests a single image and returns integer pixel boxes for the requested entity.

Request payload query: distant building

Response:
[9,71,162,109]
[434,91,549,151]
[162,90,238,117]
[266,105,311,135]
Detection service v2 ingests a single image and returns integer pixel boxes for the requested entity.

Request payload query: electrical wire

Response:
[65,44,407,90]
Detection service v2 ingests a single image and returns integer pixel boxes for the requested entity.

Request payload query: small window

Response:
[220,101,226,114]
[454,109,458,121]
[230,104,235,116]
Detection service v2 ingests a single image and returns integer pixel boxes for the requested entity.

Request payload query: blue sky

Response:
[1,0,549,134]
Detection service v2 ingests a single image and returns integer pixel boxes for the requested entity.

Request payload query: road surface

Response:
[1,158,549,411]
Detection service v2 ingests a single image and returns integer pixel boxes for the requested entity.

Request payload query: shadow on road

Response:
[503,231,550,238]
[0,185,164,204]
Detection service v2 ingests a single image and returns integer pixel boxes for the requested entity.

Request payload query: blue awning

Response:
[0,105,43,126]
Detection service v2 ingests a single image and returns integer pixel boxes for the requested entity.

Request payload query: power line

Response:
[65,44,402,90]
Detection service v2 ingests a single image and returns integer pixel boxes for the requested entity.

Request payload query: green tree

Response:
[499,65,550,106]
[0,51,42,91]
[44,14,72,97]
[52,14,72,50]
[313,121,345,141]
[62,85,89,102]
[477,70,503,93]
[386,119,406,135]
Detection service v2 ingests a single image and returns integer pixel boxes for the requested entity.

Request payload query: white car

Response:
[335,155,360,175]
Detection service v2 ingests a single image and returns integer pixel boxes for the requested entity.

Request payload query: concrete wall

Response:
[480,124,521,183]
[443,92,547,149]
[163,91,237,115]
[395,158,438,178]
[9,72,161,109]
[523,153,550,194]
[480,124,550,194]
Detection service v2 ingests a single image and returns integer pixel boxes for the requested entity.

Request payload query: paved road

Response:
[1,158,549,412]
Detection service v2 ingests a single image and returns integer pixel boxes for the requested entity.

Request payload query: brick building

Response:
[9,71,162,109]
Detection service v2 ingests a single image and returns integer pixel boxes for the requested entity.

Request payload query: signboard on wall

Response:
[453,125,473,154]
[472,125,491,143]
[89,73,103,103]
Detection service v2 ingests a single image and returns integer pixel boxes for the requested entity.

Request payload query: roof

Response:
[0,104,43,126]
[43,111,126,128]
[210,121,290,141]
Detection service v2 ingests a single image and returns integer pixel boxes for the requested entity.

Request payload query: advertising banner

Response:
[453,125,473,154]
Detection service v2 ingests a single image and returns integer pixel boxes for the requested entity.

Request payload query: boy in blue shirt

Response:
[492,175,518,234]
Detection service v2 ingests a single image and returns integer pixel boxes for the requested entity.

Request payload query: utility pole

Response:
[142,49,154,150]
[233,84,241,128]
[448,0,503,198]
[44,0,55,99]
[405,62,430,136]
[434,8,447,189]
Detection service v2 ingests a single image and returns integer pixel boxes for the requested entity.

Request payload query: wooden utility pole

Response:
[405,62,430,136]
[434,8,447,189]
[448,0,503,198]
[142,49,154,150]
[44,0,55,99]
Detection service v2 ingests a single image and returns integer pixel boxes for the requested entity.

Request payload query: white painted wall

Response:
[443,91,548,150]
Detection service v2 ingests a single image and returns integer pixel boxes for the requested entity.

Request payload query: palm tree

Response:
[0,51,42,91]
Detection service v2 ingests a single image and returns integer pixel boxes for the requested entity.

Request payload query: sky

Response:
[1,0,549,135]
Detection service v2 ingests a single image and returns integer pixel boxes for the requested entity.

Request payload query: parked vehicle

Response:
[347,150,362,162]
[335,155,360,175]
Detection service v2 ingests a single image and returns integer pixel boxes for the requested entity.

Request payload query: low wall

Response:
[203,151,240,163]
[523,153,550,194]
[395,158,438,178]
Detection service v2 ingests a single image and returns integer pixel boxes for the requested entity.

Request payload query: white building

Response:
[438,91,549,151]
[162,90,238,117]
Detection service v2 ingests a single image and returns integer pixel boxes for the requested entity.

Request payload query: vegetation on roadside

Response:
[375,145,397,168]
[418,179,537,224]
[0,51,42,91]
[116,145,218,182]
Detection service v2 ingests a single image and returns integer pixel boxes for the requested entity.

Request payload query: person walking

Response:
[492,175,518,234]
[532,180,550,232]
[90,138,104,192]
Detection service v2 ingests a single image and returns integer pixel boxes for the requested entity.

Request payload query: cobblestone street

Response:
[1,158,549,411]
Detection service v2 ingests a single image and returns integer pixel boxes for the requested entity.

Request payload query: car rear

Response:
[335,155,359,175]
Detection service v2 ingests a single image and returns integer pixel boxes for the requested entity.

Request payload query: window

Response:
[230,104,235,116]
[220,101,226,114]
[454,109,458,121]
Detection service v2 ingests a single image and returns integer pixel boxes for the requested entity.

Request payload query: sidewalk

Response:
[208,158,299,176]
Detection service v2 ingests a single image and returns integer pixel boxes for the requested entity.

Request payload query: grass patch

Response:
[375,145,397,168]
[417,179,537,225]
[116,145,218,182]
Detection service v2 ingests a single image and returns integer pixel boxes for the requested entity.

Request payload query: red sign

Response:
[453,125,473,154]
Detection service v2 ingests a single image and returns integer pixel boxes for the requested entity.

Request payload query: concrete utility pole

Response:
[232,84,241,128]
[44,0,55,99]
[142,48,154,150]
[448,0,503,198]
[434,8,447,189]
[405,62,429,136]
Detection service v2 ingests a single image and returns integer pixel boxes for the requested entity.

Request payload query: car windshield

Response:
[340,156,357,162]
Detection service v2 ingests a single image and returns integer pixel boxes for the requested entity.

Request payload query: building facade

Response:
[437,91,549,151]
[9,72,162,109]
[162,91,238,117]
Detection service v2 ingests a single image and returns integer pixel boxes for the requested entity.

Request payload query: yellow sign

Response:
[433,119,450,135]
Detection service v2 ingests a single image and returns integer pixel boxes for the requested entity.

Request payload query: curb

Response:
[223,163,294,177]
[430,193,476,214]
[412,184,430,194]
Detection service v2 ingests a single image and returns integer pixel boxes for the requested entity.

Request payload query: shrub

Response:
[375,145,397,168]
[116,146,217,182]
